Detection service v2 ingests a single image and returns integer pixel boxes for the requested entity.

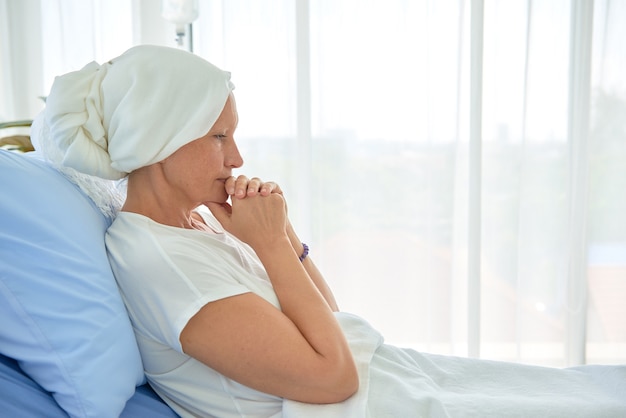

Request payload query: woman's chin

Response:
[206,189,229,204]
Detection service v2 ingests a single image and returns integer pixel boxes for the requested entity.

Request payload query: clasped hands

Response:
[204,175,291,250]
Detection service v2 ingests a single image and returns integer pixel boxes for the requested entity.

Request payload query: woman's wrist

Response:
[285,222,301,249]
[285,221,309,262]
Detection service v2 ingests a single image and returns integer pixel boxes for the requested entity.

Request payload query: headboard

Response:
[0,120,34,152]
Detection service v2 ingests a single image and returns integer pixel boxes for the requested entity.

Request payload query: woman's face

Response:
[161,93,243,206]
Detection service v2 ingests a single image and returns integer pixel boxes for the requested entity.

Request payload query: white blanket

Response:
[283,312,626,417]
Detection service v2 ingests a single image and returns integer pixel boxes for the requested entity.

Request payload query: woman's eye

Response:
[214,134,226,140]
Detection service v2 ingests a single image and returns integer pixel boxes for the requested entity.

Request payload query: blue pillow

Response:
[0,150,144,417]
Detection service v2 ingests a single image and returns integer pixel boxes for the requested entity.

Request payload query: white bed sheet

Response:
[283,313,626,418]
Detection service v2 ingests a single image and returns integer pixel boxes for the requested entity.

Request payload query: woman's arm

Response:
[183,179,357,403]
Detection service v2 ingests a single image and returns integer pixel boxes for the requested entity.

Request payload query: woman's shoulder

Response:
[110,209,222,236]
[109,210,153,230]
[109,211,189,238]
[105,211,193,262]
[107,210,234,261]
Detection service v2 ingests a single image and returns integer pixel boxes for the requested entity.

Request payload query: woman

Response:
[40,45,626,418]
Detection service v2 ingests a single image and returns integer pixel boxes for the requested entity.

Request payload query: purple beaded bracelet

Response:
[299,242,309,262]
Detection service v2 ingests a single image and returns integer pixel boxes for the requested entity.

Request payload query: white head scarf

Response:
[41,45,234,180]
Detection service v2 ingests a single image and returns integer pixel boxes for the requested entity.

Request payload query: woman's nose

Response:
[228,141,244,168]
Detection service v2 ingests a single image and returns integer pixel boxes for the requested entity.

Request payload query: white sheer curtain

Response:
[0,0,44,121]
[2,0,624,367]
[38,0,136,95]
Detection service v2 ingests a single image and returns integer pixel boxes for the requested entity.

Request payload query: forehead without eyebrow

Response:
[212,100,238,131]
[209,119,236,135]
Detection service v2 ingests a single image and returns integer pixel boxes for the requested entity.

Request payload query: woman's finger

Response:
[246,177,263,196]
[232,175,249,198]
[227,175,284,199]
[259,182,282,196]
[225,176,237,196]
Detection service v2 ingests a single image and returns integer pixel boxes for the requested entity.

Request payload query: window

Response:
[10,0,625,367]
